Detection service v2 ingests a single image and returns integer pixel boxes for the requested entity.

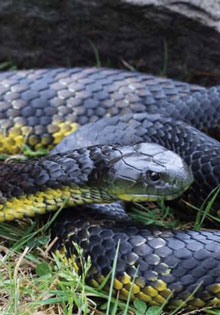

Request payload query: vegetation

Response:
[0,60,220,314]
[0,186,220,314]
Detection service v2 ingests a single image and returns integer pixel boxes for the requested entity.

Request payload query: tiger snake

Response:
[1,67,220,309]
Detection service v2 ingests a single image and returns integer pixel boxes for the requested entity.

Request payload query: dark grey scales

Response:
[53,113,220,206]
[2,67,220,307]
[1,67,220,138]
[0,145,121,198]
[0,142,190,202]
[52,207,220,306]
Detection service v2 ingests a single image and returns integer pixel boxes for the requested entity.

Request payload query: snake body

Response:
[53,112,220,207]
[1,68,220,309]
[53,207,220,309]
[1,67,220,154]
[0,142,190,221]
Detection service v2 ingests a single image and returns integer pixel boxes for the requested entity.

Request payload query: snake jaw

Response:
[116,190,190,202]
[115,184,193,202]
[116,171,194,202]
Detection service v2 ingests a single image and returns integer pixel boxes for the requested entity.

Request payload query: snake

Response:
[1,67,220,310]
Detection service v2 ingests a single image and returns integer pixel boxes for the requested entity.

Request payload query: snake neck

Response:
[0,146,118,221]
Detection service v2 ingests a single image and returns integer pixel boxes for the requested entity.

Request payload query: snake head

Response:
[99,143,194,202]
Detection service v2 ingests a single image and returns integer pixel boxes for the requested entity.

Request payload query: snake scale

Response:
[1,67,220,309]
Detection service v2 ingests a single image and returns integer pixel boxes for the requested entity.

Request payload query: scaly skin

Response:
[52,207,220,310]
[0,143,191,221]
[53,112,220,207]
[1,67,220,309]
[0,67,219,154]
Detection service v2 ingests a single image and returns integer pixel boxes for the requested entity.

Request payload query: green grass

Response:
[0,62,220,314]
[89,40,102,68]
[0,215,156,314]
[1,193,220,314]
[160,39,169,77]
[0,147,220,314]
[0,213,158,314]
[0,60,17,71]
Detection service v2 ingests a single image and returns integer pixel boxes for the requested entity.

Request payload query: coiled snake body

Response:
[1,68,220,309]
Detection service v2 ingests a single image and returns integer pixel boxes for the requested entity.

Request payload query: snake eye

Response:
[147,171,161,183]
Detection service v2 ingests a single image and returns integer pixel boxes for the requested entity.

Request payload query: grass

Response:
[89,41,102,68]
[0,61,220,314]
[0,213,160,314]
[0,146,220,314]
[0,214,151,314]
[160,39,169,77]
[1,191,220,314]
[0,60,17,71]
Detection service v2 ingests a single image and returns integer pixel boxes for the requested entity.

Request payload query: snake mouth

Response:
[116,182,193,202]
[116,191,184,202]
